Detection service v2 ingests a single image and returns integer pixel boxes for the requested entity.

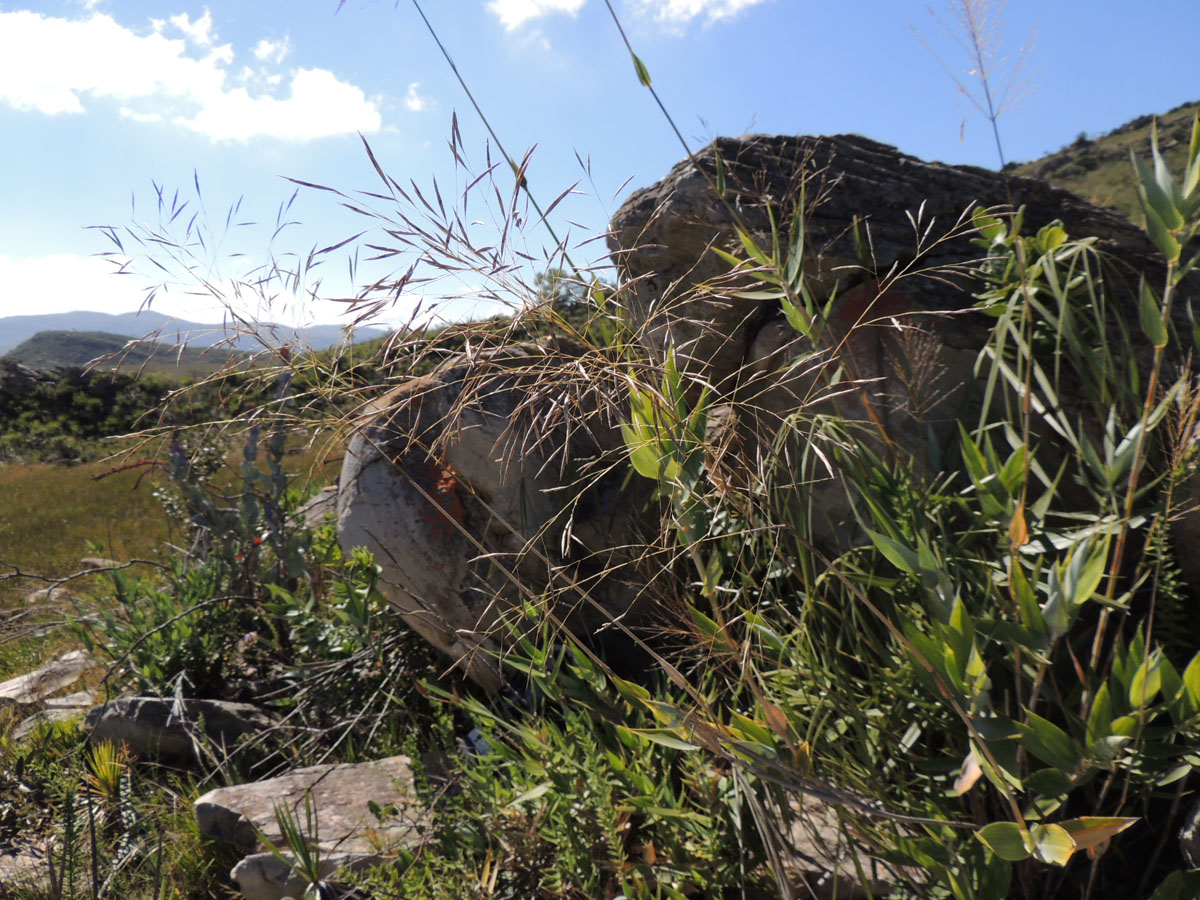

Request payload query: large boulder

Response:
[607,133,1182,388]
[339,133,1199,685]
[608,133,1199,545]
[337,340,637,691]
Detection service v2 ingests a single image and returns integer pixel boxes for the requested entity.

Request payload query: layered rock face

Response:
[338,133,1197,688]
[337,340,635,691]
[607,133,1177,385]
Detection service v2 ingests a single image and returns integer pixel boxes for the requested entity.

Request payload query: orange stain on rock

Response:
[403,453,469,555]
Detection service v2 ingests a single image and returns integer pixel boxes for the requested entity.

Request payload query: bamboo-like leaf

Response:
[780,293,813,337]
[1184,112,1200,200]
[1149,870,1200,900]
[1137,181,1183,262]
[735,227,772,266]
[866,529,919,575]
[1139,279,1168,348]
[1132,148,1185,231]
[978,822,1032,861]
[508,782,553,808]
[1031,823,1076,866]
[1182,652,1200,712]
[1020,712,1082,773]
[1056,816,1137,852]
[1129,653,1163,707]
[1086,682,1113,748]
[1151,119,1184,210]
[625,728,701,751]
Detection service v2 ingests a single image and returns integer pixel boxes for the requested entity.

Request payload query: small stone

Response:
[84,697,276,762]
[230,851,371,900]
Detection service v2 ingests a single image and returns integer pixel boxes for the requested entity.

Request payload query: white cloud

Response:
[633,0,769,27]
[0,10,381,141]
[404,81,431,112]
[168,8,214,46]
[487,0,585,30]
[0,253,172,318]
[253,35,292,64]
[0,253,381,327]
[182,67,382,141]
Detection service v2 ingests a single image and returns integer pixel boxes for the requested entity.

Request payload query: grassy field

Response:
[0,439,340,612]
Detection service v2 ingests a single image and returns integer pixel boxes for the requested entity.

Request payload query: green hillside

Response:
[1013,99,1198,223]
[2,329,243,377]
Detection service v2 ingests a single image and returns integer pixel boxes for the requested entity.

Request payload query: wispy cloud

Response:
[163,9,214,46]
[487,0,585,31]
[404,81,432,111]
[253,34,293,64]
[632,0,771,27]
[0,10,381,141]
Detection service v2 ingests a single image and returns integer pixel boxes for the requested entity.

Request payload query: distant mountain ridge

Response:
[0,309,386,357]
[2,330,241,376]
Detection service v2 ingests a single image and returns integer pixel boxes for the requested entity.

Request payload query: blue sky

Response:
[1,0,1196,331]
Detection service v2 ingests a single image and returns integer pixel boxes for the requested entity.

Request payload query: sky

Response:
[1,0,1197,334]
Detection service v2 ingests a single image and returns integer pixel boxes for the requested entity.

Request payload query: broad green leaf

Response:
[1111,715,1138,736]
[1065,537,1109,608]
[1031,823,1076,866]
[1010,561,1047,638]
[780,293,813,337]
[736,227,772,266]
[610,674,650,704]
[1151,119,1184,210]
[1140,279,1169,348]
[1057,816,1137,851]
[710,245,748,269]
[866,529,918,575]
[729,711,774,746]
[1138,183,1183,262]
[973,208,1006,243]
[631,52,652,87]
[621,727,701,751]
[1129,653,1163,707]
[1183,112,1200,202]
[977,822,1032,861]
[1148,870,1200,900]
[622,424,667,480]
[1182,653,1200,713]
[508,782,553,808]
[1087,683,1113,749]
[1020,712,1082,773]
[1037,223,1067,252]
[1132,147,1185,231]
[1024,767,1074,798]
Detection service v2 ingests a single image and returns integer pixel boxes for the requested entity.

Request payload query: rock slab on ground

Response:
[195,754,425,856]
[84,697,276,761]
[195,755,425,900]
[0,650,94,705]
[12,689,96,741]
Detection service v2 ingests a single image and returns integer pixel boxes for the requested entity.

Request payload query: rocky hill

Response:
[1013,99,1198,223]
[2,330,241,377]
[0,309,386,357]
